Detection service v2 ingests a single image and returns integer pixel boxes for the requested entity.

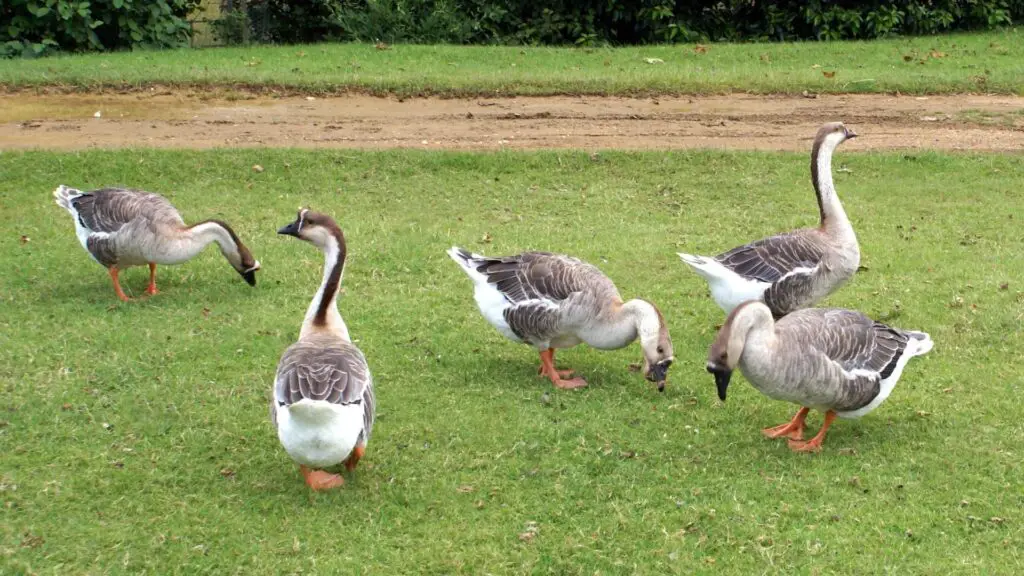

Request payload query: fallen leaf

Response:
[61,403,72,411]
[811,64,821,68]
[620,450,636,459]
[480,232,492,244]
[252,164,264,173]
[474,500,485,509]
[375,42,390,50]
[201,307,211,318]
[760,53,770,62]
[837,447,858,456]
[457,485,475,493]
[999,282,1009,290]
[903,54,914,62]
[990,517,1005,524]
[19,235,29,244]
[220,468,236,479]
[102,422,113,431]
[823,71,836,78]
[644,57,664,64]
[916,410,932,417]
[305,96,316,101]
[801,90,818,99]
[93,111,102,118]
[518,521,539,542]
[930,50,946,58]
[112,461,124,469]
[21,533,44,548]
[627,363,642,372]
[296,51,307,57]
[921,116,939,122]
[694,44,708,54]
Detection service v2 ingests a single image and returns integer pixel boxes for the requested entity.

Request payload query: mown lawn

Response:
[1,29,1022,96]
[1,149,1022,574]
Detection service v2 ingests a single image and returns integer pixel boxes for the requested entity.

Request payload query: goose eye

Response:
[656,346,664,354]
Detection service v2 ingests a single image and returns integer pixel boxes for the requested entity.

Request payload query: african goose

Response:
[678,122,860,318]
[273,209,375,491]
[53,186,260,301]
[448,248,674,391]
[706,301,933,452]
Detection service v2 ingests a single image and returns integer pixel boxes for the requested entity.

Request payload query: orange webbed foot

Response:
[787,438,824,453]
[552,376,588,390]
[300,466,344,491]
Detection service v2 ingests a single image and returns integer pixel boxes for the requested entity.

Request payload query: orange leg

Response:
[145,263,159,296]
[762,407,810,441]
[539,348,587,390]
[300,465,344,491]
[344,445,365,472]
[536,348,575,379]
[108,267,132,302]
[788,410,837,453]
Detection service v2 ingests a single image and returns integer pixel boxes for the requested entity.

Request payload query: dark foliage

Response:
[2,0,201,58]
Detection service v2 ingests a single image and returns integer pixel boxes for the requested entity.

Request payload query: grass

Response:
[1,29,1023,96]
[1,148,1023,574]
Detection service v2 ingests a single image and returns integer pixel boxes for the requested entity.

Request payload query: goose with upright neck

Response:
[53,186,260,301]
[272,209,374,491]
[447,248,674,391]
[706,301,933,452]
[678,122,860,318]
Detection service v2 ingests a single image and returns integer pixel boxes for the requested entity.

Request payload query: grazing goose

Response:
[273,209,374,491]
[678,122,859,318]
[53,185,260,301]
[706,301,933,452]
[447,248,674,391]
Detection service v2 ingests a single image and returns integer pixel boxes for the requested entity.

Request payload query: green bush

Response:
[1,0,201,58]
[222,0,1022,46]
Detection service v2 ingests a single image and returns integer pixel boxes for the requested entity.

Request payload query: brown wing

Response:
[272,335,375,441]
[716,231,827,283]
[71,187,183,233]
[464,251,618,304]
[780,309,912,410]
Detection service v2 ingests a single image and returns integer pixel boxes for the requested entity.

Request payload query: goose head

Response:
[277,208,343,251]
[635,300,674,392]
[706,301,773,401]
[815,121,857,152]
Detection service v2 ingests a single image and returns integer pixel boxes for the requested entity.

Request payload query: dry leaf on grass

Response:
[252,164,264,173]
[823,71,836,78]
[644,57,664,64]
[930,50,946,58]
[694,44,708,54]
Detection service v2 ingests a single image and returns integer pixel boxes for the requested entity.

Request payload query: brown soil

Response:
[2,91,1022,152]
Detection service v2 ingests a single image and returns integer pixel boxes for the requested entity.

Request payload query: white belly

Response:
[276,399,364,469]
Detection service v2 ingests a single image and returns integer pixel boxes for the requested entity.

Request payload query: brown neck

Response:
[312,224,346,327]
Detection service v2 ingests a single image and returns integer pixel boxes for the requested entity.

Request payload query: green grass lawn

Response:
[1,29,1022,96]
[1,148,1022,574]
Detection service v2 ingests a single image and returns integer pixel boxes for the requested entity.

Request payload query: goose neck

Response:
[300,231,350,340]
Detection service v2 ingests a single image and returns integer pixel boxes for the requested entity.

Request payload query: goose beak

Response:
[278,222,300,237]
[707,363,731,401]
[845,128,858,139]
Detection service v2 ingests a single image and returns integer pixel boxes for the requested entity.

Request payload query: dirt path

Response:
[2,92,1022,152]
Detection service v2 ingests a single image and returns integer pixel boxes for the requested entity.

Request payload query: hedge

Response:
[222,0,1023,45]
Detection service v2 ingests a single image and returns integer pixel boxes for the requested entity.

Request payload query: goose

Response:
[53,185,260,301]
[705,301,933,452]
[678,122,859,318]
[272,209,374,490]
[447,248,674,391]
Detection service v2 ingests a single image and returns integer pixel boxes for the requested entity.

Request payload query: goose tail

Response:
[53,185,83,213]
[905,331,933,357]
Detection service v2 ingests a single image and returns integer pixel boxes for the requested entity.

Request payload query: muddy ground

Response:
[1,91,1022,152]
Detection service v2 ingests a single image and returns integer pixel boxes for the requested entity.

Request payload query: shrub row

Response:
[222,0,1023,45]
[2,0,200,58]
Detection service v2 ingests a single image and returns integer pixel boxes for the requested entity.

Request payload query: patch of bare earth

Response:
[1,92,1022,152]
